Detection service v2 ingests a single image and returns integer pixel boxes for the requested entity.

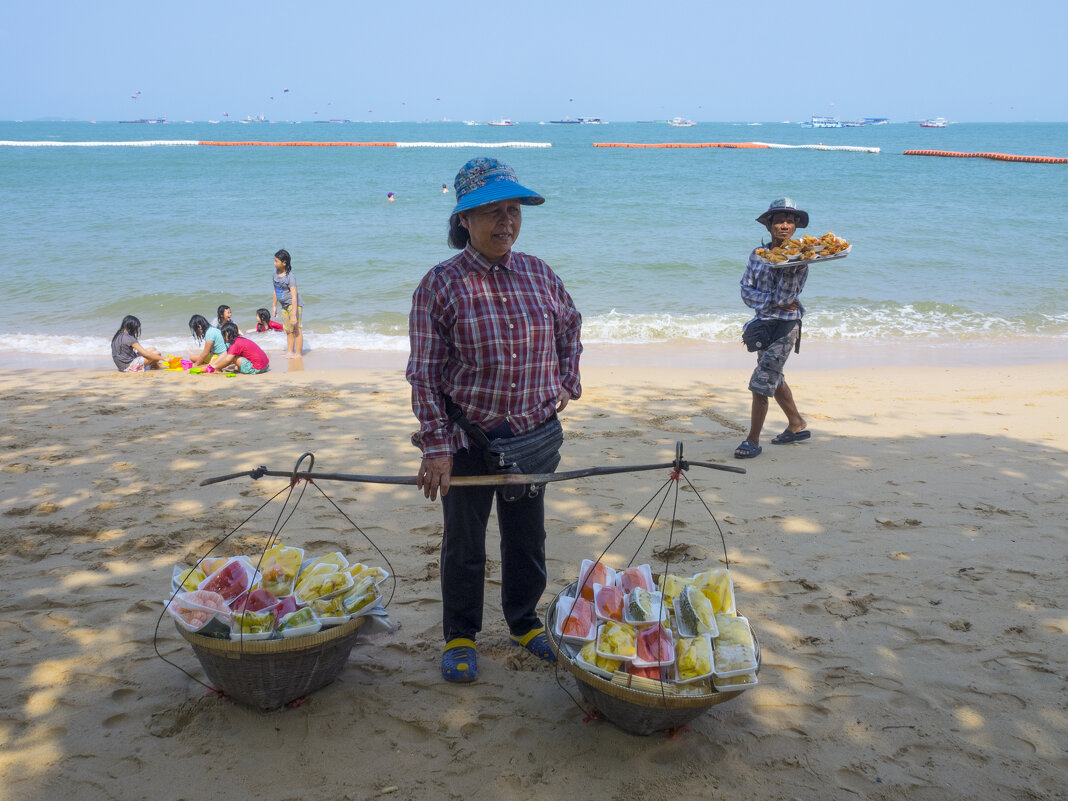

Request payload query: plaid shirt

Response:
[407,245,583,459]
[740,247,808,321]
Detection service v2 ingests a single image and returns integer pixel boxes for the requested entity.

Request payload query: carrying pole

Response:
[199,442,745,487]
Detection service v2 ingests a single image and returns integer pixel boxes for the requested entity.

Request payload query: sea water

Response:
[1,120,1065,368]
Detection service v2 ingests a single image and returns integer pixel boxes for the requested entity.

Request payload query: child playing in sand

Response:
[111,315,166,372]
[271,249,303,358]
[188,314,227,368]
[255,308,284,332]
[213,322,270,374]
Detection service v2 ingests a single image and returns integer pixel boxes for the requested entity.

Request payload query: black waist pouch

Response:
[742,318,801,353]
[445,398,563,501]
[485,415,563,477]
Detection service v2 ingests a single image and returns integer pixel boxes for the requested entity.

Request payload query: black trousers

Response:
[439,446,547,643]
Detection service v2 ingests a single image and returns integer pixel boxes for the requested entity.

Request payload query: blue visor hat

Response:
[451,157,544,215]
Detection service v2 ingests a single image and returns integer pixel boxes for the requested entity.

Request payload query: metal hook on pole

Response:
[291,452,315,486]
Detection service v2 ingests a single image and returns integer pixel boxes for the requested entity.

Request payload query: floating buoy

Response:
[0,140,551,149]
[592,142,769,149]
[904,149,1066,164]
[592,142,880,153]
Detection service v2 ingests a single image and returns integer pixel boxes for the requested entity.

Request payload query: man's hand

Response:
[418,456,453,501]
[556,389,571,413]
[778,301,800,312]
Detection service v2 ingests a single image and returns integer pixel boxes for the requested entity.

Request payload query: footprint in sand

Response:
[652,541,710,563]
[147,698,214,738]
[876,517,922,528]
[823,594,876,619]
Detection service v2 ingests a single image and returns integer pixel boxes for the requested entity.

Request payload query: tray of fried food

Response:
[756,232,850,267]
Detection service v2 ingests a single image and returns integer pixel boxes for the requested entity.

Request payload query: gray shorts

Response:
[748,322,798,397]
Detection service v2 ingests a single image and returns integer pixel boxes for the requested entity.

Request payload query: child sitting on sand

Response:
[188,314,227,368]
[111,315,166,372]
[213,322,270,374]
[255,308,284,332]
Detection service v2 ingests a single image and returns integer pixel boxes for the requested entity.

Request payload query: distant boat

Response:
[549,117,581,124]
[487,118,515,126]
[842,120,866,127]
[119,118,165,124]
[802,115,841,128]
[668,117,696,127]
[864,117,890,125]
[920,117,948,128]
[463,120,479,126]
[577,117,605,124]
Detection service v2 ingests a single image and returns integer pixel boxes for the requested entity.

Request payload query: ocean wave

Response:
[583,306,1068,343]
[3,305,1066,359]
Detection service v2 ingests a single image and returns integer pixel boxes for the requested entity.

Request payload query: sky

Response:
[1,0,1064,123]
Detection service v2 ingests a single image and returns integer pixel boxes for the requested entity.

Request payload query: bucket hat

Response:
[451,157,544,216]
[756,197,809,229]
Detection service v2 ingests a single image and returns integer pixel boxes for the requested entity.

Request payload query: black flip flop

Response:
[771,429,811,445]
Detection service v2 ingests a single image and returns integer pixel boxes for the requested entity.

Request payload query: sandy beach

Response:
[1,360,1066,801]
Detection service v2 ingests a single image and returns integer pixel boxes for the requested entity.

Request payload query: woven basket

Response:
[547,587,759,735]
[177,616,364,711]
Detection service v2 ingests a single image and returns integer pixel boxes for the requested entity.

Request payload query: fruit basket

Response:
[547,583,761,735]
[177,615,366,711]
[156,453,394,711]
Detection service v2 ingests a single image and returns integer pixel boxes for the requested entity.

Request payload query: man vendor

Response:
[735,197,812,459]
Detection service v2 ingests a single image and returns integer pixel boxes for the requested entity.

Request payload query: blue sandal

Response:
[441,638,478,683]
[734,441,762,459]
[511,627,556,663]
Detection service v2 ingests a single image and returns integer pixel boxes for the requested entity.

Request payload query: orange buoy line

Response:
[592,142,770,149]
[904,149,1066,164]
[198,141,398,147]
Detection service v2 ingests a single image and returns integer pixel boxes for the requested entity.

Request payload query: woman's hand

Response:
[418,455,453,501]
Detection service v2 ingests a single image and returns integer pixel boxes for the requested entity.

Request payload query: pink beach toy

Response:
[180,359,193,370]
